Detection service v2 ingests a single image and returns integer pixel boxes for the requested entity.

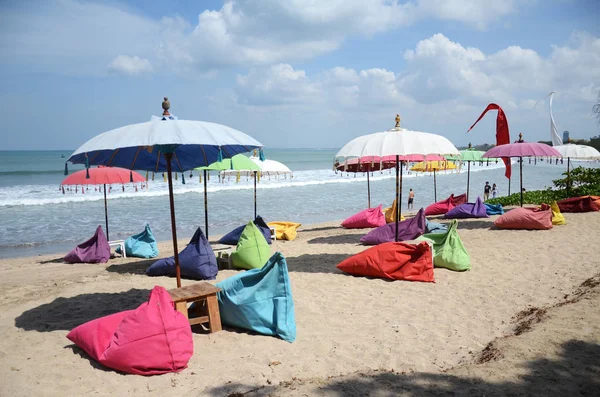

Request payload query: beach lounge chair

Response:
[341,205,385,229]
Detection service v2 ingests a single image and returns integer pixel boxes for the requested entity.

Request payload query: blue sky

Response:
[1,0,599,150]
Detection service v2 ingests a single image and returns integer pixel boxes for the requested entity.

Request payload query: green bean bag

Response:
[231,221,271,270]
[416,220,471,271]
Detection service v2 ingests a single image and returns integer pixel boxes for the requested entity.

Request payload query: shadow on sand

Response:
[285,253,351,274]
[205,339,600,397]
[15,288,151,332]
[307,233,364,245]
[105,258,157,275]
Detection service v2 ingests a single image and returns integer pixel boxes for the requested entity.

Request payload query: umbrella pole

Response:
[433,169,437,202]
[399,161,404,220]
[508,173,511,196]
[203,170,208,239]
[254,171,257,219]
[520,157,523,207]
[367,171,371,209]
[395,156,399,242]
[466,161,471,202]
[567,157,571,195]
[103,184,109,241]
[165,153,182,288]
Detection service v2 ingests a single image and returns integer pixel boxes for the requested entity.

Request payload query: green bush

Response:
[486,166,600,206]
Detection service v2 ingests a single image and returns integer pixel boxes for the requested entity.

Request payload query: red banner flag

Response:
[467,103,512,179]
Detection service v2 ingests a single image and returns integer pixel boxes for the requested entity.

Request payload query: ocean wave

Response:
[0,164,505,207]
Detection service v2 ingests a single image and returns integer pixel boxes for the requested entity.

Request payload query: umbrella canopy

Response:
[552,144,600,160]
[194,154,260,238]
[335,114,460,241]
[67,98,263,288]
[484,141,561,159]
[410,160,456,172]
[61,167,146,240]
[220,156,293,218]
[483,139,561,207]
[195,154,261,172]
[62,166,146,186]
[69,118,262,172]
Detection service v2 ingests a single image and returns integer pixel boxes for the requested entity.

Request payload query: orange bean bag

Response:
[557,196,600,213]
[336,241,434,282]
[493,206,553,230]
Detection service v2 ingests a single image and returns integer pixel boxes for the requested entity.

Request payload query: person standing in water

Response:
[408,188,415,210]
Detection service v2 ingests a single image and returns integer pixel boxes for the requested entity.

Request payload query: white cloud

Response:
[0,0,525,75]
[107,55,152,75]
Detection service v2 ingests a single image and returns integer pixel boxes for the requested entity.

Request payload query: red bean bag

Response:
[451,193,467,206]
[557,196,600,213]
[67,286,193,375]
[493,206,553,230]
[337,241,434,282]
[341,205,386,229]
[425,195,455,216]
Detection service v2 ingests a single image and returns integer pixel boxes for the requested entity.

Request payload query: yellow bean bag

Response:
[550,201,566,225]
[383,199,406,223]
[267,222,302,241]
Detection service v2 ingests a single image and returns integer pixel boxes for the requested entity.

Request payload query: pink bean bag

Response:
[451,193,467,206]
[493,206,553,230]
[341,205,386,229]
[67,286,193,375]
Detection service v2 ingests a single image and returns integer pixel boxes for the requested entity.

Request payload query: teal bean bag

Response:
[117,224,159,258]
[217,252,296,342]
[416,220,471,271]
[484,203,505,215]
[231,221,271,270]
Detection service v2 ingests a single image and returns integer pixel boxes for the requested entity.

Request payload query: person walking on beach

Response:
[492,183,498,199]
[484,182,491,201]
[408,188,415,210]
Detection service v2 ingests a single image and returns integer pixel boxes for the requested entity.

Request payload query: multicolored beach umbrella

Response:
[68,98,263,288]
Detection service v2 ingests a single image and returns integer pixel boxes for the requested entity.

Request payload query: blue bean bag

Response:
[216,252,296,342]
[425,219,448,234]
[484,203,505,215]
[444,197,489,219]
[117,224,159,258]
[146,228,217,280]
[218,216,272,246]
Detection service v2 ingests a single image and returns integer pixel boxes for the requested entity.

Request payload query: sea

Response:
[0,149,593,259]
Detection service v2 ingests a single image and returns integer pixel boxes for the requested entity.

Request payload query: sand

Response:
[0,210,598,396]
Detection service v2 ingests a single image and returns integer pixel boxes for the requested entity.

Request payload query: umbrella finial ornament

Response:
[468,142,472,149]
[517,132,524,143]
[395,114,401,129]
[162,97,170,116]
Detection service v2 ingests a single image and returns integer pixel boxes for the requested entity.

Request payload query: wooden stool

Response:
[168,283,222,333]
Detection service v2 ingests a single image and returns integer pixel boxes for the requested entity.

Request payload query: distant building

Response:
[563,131,570,143]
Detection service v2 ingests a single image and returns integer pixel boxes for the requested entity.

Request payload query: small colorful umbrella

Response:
[335,156,396,208]
[195,154,260,238]
[61,167,145,241]
[483,135,561,207]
